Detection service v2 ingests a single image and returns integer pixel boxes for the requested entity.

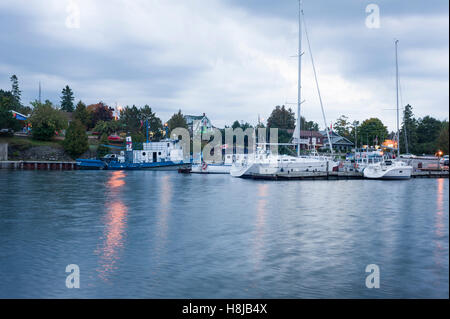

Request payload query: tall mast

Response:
[395,40,400,157]
[297,0,302,156]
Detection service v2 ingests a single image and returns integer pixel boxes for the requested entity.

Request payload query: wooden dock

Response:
[0,161,77,170]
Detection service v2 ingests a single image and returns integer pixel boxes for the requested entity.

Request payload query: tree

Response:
[414,116,442,154]
[437,121,449,154]
[333,115,351,138]
[60,85,75,112]
[10,75,21,105]
[140,105,163,140]
[0,90,22,131]
[63,119,89,158]
[358,118,388,146]
[29,100,67,140]
[97,133,110,158]
[93,120,120,136]
[87,102,113,128]
[301,117,319,131]
[119,105,163,141]
[73,100,91,128]
[267,105,296,129]
[400,104,417,154]
[167,110,188,132]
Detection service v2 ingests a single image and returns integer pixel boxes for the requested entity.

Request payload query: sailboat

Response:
[364,40,413,180]
[230,1,338,178]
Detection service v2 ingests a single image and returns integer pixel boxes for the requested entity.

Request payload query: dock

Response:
[243,170,448,180]
[0,161,77,170]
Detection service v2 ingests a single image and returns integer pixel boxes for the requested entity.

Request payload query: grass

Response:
[0,136,64,149]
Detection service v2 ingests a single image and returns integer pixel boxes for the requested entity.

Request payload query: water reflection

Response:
[253,184,268,271]
[153,175,172,262]
[433,178,446,279]
[96,171,128,281]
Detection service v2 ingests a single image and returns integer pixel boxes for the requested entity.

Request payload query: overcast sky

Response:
[0,0,448,130]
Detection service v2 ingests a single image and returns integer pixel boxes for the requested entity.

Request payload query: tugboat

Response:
[76,136,191,170]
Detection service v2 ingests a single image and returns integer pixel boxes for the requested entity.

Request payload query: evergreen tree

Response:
[400,104,417,154]
[63,119,89,158]
[167,109,188,132]
[60,85,75,112]
[10,74,21,105]
[267,105,296,129]
[73,100,91,128]
[437,121,449,154]
[414,116,442,154]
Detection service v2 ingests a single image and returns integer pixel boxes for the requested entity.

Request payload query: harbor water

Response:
[0,170,448,298]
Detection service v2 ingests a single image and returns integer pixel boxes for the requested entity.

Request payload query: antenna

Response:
[38,82,41,103]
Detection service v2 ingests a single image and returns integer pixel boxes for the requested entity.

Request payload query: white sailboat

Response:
[230,1,338,178]
[364,40,412,180]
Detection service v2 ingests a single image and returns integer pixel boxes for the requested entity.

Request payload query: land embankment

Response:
[0,136,96,161]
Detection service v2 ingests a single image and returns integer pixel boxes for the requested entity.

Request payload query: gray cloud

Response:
[0,0,448,130]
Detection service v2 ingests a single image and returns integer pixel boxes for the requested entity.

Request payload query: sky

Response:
[0,0,448,131]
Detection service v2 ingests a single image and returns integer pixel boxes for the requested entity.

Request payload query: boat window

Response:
[142,152,146,156]
[158,152,161,155]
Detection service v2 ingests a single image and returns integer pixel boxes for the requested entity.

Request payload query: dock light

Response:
[436,150,443,157]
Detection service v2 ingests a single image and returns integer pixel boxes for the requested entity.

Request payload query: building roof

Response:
[299,130,323,137]
[184,113,210,125]
[319,130,354,146]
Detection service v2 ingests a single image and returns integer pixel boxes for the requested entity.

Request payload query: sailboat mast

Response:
[395,39,400,157]
[297,0,302,156]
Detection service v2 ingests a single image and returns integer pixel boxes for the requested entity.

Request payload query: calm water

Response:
[0,170,448,298]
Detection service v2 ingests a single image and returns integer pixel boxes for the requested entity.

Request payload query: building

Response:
[184,113,214,135]
[319,130,354,152]
[290,129,325,149]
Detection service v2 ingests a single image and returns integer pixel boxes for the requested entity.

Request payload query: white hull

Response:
[191,164,232,174]
[230,154,338,178]
[364,161,413,179]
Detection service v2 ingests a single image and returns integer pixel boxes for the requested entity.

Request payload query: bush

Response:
[29,100,67,141]
[63,120,89,158]
[93,120,120,137]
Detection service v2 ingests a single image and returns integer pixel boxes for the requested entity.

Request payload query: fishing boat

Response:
[76,136,190,170]
[230,1,338,178]
[363,40,412,180]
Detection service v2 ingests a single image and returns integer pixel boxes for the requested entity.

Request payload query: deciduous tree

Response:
[29,100,67,140]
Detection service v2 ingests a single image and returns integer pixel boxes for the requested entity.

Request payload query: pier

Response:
[243,170,448,180]
[0,161,77,170]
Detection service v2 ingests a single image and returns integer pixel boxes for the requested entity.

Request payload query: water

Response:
[0,170,448,298]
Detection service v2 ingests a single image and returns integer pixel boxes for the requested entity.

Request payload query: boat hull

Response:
[364,165,413,179]
[191,164,232,174]
[106,161,191,171]
[231,158,338,178]
[75,159,107,170]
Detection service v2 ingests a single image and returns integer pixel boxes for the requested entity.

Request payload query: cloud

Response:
[0,0,448,130]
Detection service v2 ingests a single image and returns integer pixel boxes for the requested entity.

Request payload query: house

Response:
[290,129,325,149]
[184,113,214,135]
[319,130,354,152]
